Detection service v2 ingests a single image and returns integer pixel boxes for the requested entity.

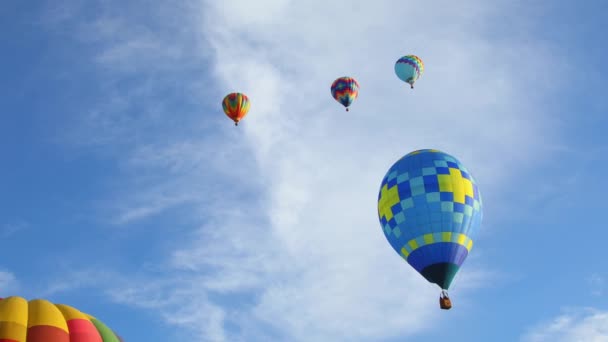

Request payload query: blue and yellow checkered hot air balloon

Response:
[377,149,483,309]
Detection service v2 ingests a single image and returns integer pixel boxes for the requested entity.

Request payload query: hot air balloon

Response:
[222,92,250,126]
[377,149,483,309]
[0,296,124,341]
[394,55,424,89]
[330,77,359,111]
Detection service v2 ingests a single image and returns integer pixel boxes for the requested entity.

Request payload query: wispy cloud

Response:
[588,274,606,297]
[43,1,211,151]
[46,0,564,340]
[0,220,28,238]
[521,308,608,342]
[39,269,226,340]
[0,270,19,294]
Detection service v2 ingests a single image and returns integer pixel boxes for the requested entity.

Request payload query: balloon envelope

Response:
[394,55,424,88]
[222,92,250,125]
[377,149,482,290]
[0,296,123,342]
[330,77,359,110]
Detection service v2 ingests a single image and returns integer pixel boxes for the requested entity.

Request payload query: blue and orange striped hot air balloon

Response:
[394,55,424,89]
[377,149,483,309]
[0,296,124,342]
[330,77,359,111]
[222,92,250,126]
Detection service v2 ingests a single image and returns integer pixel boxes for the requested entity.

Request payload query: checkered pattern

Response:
[377,149,483,271]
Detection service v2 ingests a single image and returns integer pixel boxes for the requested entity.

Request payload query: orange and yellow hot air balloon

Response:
[222,92,250,126]
[0,296,124,342]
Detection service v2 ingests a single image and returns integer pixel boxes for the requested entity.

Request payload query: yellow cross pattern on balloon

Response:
[378,183,400,222]
[437,167,474,204]
[376,149,484,294]
[378,164,475,224]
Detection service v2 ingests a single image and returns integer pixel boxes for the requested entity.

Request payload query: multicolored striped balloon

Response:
[330,77,359,111]
[377,149,483,304]
[222,92,250,126]
[394,55,424,89]
[0,296,124,342]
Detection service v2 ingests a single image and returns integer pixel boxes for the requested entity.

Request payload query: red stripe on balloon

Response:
[67,319,103,342]
[26,325,69,342]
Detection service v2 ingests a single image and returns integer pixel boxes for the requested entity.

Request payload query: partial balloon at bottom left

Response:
[0,296,124,342]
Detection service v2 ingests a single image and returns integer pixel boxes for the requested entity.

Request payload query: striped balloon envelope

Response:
[330,76,360,111]
[222,92,250,126]
[0,296,123,342]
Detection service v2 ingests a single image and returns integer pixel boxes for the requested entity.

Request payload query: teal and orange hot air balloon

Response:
[395,55,424,89]
[222,92,250,126]
[0,296,123,341]
[330,77,359,111]
[377,149,483,309]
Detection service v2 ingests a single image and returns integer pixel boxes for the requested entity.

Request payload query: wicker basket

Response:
[439,296,452,310]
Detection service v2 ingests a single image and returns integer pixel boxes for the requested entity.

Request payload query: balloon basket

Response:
[439,294,452,310]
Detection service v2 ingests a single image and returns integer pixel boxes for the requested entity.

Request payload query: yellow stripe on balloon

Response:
[442,232,452,242]
[0,296,28,342]
[408,239,419,250]
[449,168,465,204]
[457,234,467,245]
[0,321,26,342]
[0,296,28,325]
[55,304,90,321]
[27,299,69,332]
[463,178,474,198]
[437,174,453,192]
[402,232,474,256]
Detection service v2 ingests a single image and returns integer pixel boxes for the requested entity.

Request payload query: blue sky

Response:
[1,0,607,341]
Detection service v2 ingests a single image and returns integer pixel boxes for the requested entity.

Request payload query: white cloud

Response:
[588,274,606,296]
[0,220,27,238]
[522,308,608,342]
[41,270,227,341]
[105,276,228,342]
[0,270,19,294]
[203,0,562,196]
[52,0,562,341]
[182,1,559,339]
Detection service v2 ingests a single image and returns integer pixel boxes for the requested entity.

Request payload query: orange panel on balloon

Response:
[26,325,69,342]
[67,319,102,342]
[0,339,19,342]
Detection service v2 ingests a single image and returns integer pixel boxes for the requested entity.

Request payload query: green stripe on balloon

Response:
[90,318,121,342]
